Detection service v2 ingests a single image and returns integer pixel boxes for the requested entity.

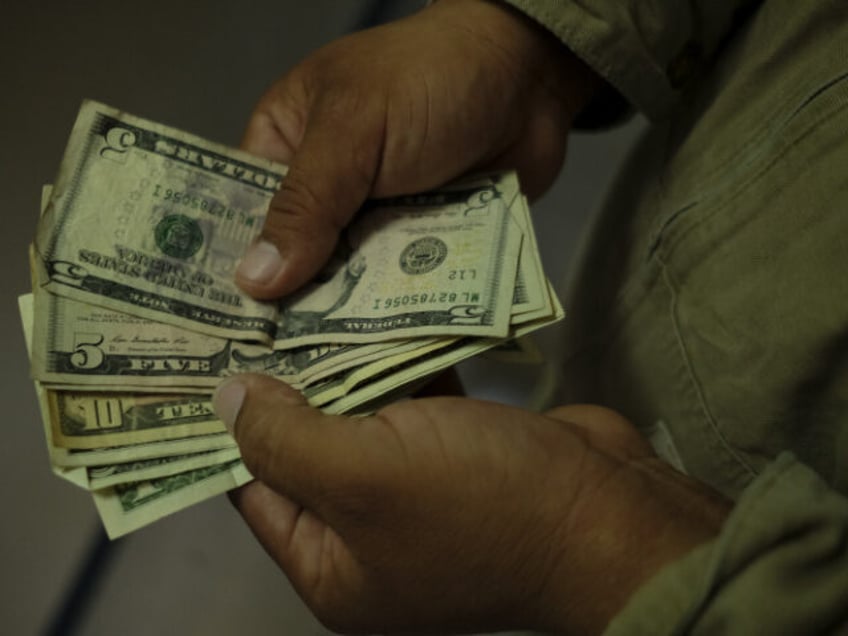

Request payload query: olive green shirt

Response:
[504,0,848,632]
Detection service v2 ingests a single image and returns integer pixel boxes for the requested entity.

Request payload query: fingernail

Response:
[237,240,283,285]
[213,378,247,436]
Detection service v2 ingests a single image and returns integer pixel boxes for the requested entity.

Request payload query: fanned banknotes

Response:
[23,101,564,538]
[35,101,523,346]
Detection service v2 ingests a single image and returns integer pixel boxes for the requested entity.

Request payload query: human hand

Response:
[236,0,600,299]
[214,375,729,634]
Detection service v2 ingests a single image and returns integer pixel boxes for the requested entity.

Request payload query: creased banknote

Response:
[35,101,523,346]
[25,101,565,538]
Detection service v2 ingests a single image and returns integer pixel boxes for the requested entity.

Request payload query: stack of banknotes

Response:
[20,101,563,538]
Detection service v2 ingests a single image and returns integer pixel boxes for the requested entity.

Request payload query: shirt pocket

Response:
[651,71,848,492]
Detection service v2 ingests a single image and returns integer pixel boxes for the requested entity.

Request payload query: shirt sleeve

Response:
[502,0,762,121]
[603,454,848,635]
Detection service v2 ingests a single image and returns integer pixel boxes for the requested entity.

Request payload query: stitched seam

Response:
[649,71,848,256]
[660,257,757,480]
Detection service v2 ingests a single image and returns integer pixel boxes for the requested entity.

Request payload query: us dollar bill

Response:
[46,391,225,450]
[302,338,461,407]
[35,100,282,342]
[509,195,554,325]
[54,434,238,469]
[35,101,522,345]
[49,446,243,492]
[86,446,242,490]
[30,180,538,392]
[92,459,252,539]
[323,286,565,415]
[20,294,237,475]
[29,286,439,391]
[269,173,523,347]
[26,101,565,539]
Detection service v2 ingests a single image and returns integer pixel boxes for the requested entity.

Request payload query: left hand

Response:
[214,374,729,635]
[235,0,600,300]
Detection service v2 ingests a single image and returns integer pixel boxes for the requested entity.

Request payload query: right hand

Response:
[218,376,729,634]
[236,0,600,299]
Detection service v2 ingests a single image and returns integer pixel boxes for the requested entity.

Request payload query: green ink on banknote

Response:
[154,214,203,259]
[399,236,448,275]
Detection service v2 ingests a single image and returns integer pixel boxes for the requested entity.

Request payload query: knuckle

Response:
[263,169,343,244]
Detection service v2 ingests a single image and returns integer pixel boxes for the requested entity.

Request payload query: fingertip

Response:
[240,104,302,164]
[235,231,338,300]
[214,374,308,440]
[235,239,290,299]
[212,377,247,436]
[217,375,347,502]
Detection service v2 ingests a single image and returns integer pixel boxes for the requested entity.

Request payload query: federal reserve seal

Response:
[154,214,204,259]
[399,236,448,275]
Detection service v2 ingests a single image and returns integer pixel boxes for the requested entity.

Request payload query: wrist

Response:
[538,456,730,633]
[425,0,602,125]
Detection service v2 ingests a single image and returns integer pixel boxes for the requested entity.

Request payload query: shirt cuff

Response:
[500,0,698,122]
[603,454,848,635]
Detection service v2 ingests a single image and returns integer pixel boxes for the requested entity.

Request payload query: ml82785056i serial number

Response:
[373,290,481,310]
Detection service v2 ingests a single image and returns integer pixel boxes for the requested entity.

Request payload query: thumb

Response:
[212,373,386,511]
[236,99,383,299]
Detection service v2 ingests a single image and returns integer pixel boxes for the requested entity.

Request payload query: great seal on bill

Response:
[399,236,448,275]
[154,214,204,259]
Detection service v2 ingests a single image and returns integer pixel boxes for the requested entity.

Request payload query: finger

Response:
[241,108,301,164]
[544,404,655,459]
[230,480,345,595]
[473,101,568,201]
[235,96,383,300]
[229,480,301,555]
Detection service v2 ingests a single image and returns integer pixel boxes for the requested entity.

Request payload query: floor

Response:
[0,2,643,634]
